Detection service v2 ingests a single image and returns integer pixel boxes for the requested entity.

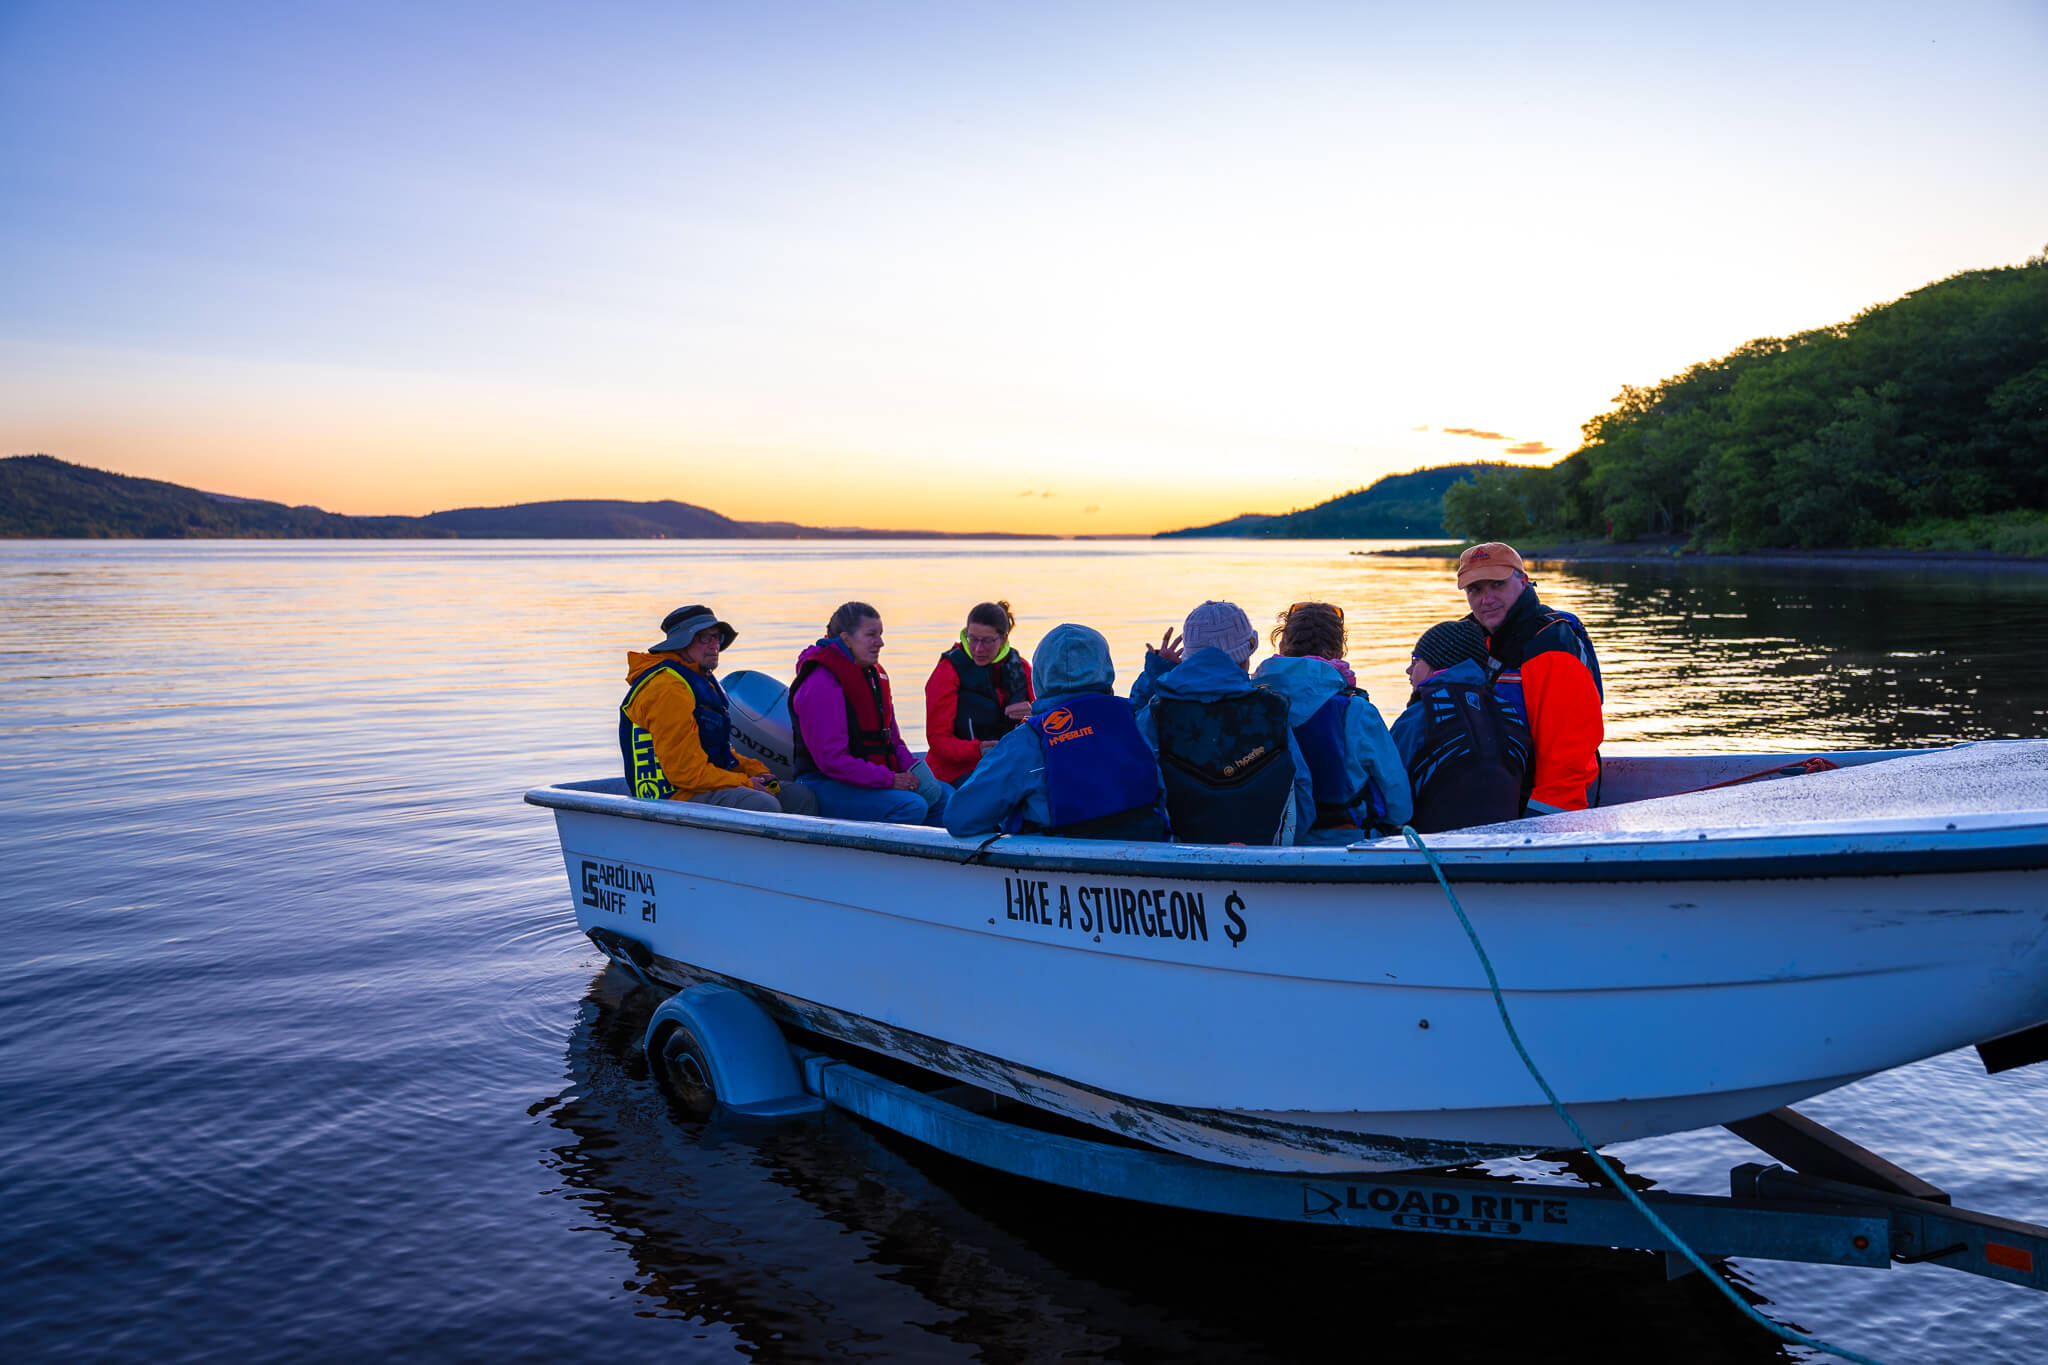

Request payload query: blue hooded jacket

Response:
[945,624,1166,839]
[1134,646,1316,844]
[1252,654,1413,830]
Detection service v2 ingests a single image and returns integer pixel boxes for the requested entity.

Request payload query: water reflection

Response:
[6,541,2039,1364]
[1546,561,2048,750]
[551,968,1800,1364]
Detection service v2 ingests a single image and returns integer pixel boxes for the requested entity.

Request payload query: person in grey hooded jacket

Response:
[944,624,1168,841]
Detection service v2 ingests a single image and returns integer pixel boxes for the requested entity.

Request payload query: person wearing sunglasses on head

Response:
[924,600,1035,787]
[1251,601,1411,844]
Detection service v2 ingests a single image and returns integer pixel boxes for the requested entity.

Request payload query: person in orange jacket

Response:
[923,600,1035,786]
[1456,543,1604,814]
[620,604,818,815]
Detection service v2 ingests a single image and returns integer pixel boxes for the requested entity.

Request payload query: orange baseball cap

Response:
[1455,542,1525,589]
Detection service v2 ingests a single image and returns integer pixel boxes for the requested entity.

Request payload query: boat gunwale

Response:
[525,779,2048,884]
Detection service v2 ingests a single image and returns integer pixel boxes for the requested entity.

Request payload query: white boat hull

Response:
[532,741,2048,1173]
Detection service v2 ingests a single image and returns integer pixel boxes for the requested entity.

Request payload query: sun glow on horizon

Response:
[4,2,2044,533]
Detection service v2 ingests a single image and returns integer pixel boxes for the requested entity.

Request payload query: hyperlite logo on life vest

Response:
[1221,744,1268,777]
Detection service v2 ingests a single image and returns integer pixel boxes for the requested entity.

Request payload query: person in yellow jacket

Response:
[620,604,819,815]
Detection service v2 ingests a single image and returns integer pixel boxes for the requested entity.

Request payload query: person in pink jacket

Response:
[789,601,952,824]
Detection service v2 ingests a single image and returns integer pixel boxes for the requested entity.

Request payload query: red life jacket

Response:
[791,640,903,774]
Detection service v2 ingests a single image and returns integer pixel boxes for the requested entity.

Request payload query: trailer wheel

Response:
[654,1023,718,1121]
[640,984,823,1120]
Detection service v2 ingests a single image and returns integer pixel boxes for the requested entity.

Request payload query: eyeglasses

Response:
[964,631,1004,647]
[1287,602,1342,620]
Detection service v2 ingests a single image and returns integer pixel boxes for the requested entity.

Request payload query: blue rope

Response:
[1399,825,1887,1365]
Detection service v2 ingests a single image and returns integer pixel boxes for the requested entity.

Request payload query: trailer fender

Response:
[642,983,823,1118]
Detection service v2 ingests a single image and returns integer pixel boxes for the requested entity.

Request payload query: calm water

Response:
[3,539,2045,1365]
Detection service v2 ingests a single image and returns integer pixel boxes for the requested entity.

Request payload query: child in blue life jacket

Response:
[1391,619,1530,833]
[1251,601,1411,844]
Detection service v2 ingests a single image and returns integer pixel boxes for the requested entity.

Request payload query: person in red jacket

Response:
[1457,543,1605,814]
[923,600,1036,786]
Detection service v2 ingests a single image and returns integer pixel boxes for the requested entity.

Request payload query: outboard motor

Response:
[721,668,798,782]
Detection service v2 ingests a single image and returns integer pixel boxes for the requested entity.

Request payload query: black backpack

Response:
[1151,690,1297,844]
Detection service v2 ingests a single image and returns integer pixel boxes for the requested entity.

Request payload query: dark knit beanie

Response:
[1413,618,1489,671]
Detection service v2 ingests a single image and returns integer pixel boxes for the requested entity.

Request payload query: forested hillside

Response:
[1159,463,1500,538]
[1444,254,2048,551]
[0,455,428,537]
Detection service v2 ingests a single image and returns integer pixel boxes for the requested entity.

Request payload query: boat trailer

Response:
[636,978,2048,1294]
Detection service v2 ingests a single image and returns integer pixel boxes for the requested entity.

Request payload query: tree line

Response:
[1444,252,2048,552]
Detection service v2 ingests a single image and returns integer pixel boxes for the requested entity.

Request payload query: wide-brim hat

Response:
[1455,542,1525,590]
[652,604,736,653]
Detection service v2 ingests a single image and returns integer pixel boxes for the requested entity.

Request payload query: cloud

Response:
[1441,427,1507,440]
[1410,424,1431,432]
[1503,441,1552,455]
[1017,489,1034,497]
[1041,490,1055,498]
[1083,505,1100,515]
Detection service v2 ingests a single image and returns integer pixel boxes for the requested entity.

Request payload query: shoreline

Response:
[1364,540,2048,573]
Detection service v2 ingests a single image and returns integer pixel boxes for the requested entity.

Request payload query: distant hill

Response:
[0,456,1052,539]
[1156,463,1507,539]
[1152,511,1280,538]
[0,454,429,538]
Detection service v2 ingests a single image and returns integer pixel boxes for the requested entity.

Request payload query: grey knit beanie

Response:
[1181,600,1256,665]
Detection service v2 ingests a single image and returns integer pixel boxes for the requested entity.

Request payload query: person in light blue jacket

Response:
[1131,601,1316,845]
[1254,602,1411,844]
[945,624,1169,841]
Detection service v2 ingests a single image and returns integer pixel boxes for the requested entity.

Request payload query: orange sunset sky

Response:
[4,1,2045,534]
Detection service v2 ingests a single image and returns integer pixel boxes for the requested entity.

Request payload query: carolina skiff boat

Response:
[529,670,2048,1174]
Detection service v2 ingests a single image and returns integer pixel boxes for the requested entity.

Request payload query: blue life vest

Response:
[1026,693,1168,841]
[1151,688,1296,845]
[1293,690,1392,832]
[1406,673,1530,833]
[620,662,740,801]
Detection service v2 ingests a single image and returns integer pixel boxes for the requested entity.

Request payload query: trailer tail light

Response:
[1984,1242,2033,1273]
